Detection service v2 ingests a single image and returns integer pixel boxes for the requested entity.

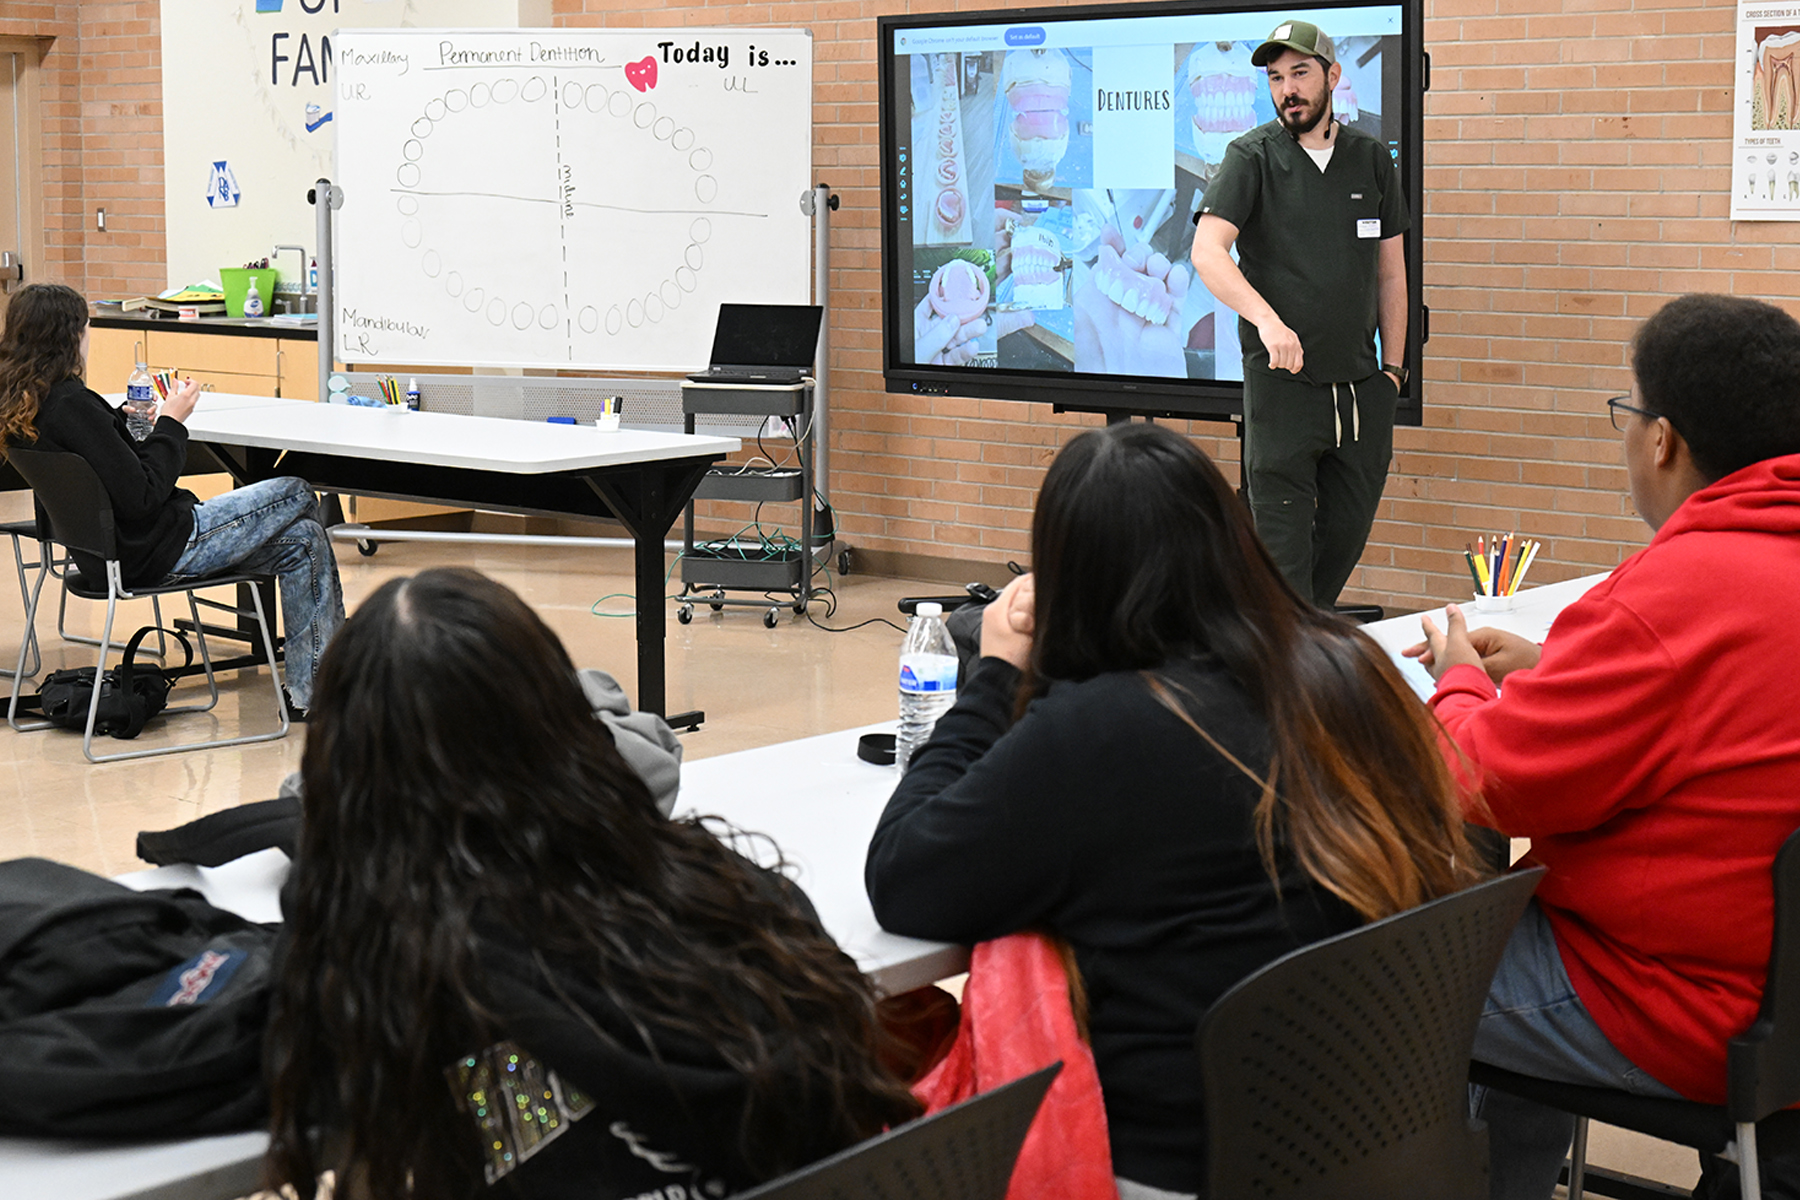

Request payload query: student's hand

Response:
[1403,604,1485,682]
[1403,610,1543,686]
[1256,314,1304,374]
[160,378,200,424]
[980,573,1035,670]
[1463,627,1542,684]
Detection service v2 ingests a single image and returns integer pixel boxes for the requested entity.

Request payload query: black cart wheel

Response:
[792,600,806,614]
[836,549,854,576]
[763,608,779,629]
[357,540,378,557]
[677,604,693,624]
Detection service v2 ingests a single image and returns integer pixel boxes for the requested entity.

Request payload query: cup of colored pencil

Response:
[1466,533,1540,613]
[375,376,404,408]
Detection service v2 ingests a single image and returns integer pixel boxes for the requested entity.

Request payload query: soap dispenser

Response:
[243,278,263,318]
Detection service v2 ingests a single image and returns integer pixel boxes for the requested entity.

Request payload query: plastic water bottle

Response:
[243,279,263,318]
[123,361,157,440]
[896,602,958,773]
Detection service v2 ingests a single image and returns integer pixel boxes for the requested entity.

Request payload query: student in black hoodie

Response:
[0,282,342,713]
[265,568,917,1200]
[866,423,1482,1200]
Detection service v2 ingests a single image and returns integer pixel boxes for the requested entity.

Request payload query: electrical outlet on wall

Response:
[96,208,106,232]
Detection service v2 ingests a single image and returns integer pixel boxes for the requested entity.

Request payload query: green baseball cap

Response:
[1252,19,1336,67]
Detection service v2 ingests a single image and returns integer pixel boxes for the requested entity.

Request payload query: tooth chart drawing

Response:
[332,30,813,369]
[1754,31,1800,131]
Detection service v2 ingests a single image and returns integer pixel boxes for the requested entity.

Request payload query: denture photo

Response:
[1092,239,1180,328]
[1183,42,1258,165]
[927,258,991,321]
[1002,48,1073,191]
[935,188,966,233]
[1009,224,1064,310]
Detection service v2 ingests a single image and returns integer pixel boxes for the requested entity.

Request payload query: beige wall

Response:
[13,0,1798,610]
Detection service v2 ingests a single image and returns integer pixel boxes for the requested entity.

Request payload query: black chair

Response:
[1199,868,1545,1200]
[1,518,50,679]
[1472,828,1800,1200]
[732,1062,1059,1200]
[4,448,288,761]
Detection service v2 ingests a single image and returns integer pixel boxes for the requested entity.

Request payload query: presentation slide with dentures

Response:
[893,6,1402,381]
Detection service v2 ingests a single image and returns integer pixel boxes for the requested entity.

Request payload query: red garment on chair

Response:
[913,931,1116,1200]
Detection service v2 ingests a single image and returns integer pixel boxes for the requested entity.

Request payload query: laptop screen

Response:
[708,304,824,368]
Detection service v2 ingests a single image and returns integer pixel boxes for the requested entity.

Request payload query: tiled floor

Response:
[0,497,1699,1192]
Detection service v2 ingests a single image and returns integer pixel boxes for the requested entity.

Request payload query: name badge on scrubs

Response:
[1357,218,1382,239]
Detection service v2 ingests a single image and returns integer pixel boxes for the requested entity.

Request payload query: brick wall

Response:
[1,6,82,284]
[25,0,1800,610]
[71,1,165,300]
[3,2,165,300]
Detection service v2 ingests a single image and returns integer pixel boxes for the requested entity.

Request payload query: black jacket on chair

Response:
[21,378,197,585]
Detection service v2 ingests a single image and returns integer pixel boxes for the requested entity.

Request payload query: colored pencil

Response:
[1510,541,1541,595]
[1463,549,1484,594]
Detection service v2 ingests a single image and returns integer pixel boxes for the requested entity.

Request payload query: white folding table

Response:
[181,396,738,717]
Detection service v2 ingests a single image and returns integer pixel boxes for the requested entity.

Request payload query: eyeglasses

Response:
[1606,396,1660,432]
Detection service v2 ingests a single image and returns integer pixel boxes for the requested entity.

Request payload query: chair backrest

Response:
[732,1062,1060,1200]
[3,447,116,561]
[1729,826,1800,1122]
[1199,868,1544,1200]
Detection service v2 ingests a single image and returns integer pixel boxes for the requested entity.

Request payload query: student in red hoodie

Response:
[1409,293,1800,1200]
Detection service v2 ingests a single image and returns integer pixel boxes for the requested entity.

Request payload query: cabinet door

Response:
[85,327,144,396]
[276,339,319,401]
[145,330,280,378]
[185,370,279,398]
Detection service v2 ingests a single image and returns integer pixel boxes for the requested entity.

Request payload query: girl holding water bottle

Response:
[866,422,1483,1200]
[0,283,343,715]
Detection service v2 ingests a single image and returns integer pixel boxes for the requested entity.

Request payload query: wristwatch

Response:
[1381,362,1409,388]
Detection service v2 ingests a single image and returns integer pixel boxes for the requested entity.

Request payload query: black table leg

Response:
[585,459,714,718]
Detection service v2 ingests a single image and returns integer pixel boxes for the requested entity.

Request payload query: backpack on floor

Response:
[0,857,276,1137]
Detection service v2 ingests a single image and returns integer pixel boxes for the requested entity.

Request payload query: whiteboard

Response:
[331,28,814,370]
[157,0,526,294]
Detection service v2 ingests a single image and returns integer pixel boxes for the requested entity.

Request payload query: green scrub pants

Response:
[1241,367,1397,608]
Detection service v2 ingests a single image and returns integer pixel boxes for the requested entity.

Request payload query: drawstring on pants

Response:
[1330,382,1362,448]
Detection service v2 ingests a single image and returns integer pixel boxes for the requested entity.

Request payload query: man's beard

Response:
[1279,94,1331,136]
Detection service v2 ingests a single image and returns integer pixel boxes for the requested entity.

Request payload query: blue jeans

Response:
[1473,900,1682,1200]
[162,477,343,708]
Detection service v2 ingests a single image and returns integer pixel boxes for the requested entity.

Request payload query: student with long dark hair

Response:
[265,568,917,1200]
[0,282,341,712]
[866,422,1481,1199]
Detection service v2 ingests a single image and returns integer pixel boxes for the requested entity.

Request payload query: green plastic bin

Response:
[219,268,280,318]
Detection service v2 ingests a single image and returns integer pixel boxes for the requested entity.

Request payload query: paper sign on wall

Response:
[1732,0,1800,221]
[205,161,242,209]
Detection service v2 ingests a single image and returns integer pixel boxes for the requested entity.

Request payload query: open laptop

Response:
[686,303,823,384]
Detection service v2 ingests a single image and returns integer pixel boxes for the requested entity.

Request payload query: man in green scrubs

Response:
[1190,19,1409,609]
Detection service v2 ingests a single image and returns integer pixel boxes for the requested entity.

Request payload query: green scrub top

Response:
[1199,120,1410,385]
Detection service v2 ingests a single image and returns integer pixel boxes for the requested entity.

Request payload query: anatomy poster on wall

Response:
[1734,0,1800,220]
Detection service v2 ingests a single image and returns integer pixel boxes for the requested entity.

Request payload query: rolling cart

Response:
[676,380,817,628]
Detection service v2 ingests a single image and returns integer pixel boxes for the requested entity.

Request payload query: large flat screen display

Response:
[879,1,1424,423]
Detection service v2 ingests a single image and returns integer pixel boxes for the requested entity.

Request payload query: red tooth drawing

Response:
[625,56,658,92]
